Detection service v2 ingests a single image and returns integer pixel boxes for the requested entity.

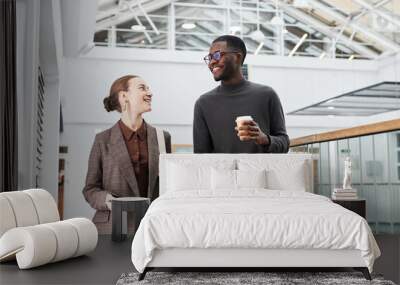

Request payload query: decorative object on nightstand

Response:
[112,197,150,242]
[332,199,366,219]
[332,156,358,200]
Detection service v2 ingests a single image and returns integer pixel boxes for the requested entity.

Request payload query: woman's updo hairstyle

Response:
[103,75,138,112]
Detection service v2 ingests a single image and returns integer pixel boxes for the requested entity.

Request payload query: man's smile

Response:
[211,65,224,76]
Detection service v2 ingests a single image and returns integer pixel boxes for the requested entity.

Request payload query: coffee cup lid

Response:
[236,116,253,122]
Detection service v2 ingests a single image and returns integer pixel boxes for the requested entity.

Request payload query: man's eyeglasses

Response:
[203,50,239,65]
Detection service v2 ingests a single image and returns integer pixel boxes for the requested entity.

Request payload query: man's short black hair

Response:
[212,35,247,65]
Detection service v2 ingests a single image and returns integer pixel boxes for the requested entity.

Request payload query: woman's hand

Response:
[105,194,113,210]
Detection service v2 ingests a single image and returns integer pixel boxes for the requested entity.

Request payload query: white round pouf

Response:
[0,192,39,227]
[65,218,98,257]
[0,196,17,237]
[0,226,57,269]
[0,218,98,269]
[42,221,79,262]
[24,189,60,223]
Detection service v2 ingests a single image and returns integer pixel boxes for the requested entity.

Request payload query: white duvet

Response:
[131,190,380,273]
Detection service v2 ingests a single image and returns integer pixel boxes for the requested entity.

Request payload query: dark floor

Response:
[373,234,400,284]
[0,235,399,285]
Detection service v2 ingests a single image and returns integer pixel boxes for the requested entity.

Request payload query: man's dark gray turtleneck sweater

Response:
[193,79,289,153]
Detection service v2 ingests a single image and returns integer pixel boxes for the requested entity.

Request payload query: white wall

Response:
[362,54,400,124]
[61,57,214,126]
[378,53,400,81]
[41,78,61,199]
[62,47,380,127]
[59,47,388,219]
[60,0,97,57]
[16,0,40,189]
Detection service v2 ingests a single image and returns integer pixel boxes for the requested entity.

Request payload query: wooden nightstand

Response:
[332,199,366,218]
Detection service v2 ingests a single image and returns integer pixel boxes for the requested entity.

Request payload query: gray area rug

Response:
[116,272,396,285]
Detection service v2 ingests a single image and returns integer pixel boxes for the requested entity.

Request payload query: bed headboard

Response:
[159,153,314,195]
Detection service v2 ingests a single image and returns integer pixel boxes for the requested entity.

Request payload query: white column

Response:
[168,2,175,50]
[108,25,116,47]
[16,0,40,189]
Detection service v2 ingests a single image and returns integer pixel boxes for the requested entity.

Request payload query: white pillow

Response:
[267,166,306,191]
[211,169,267,190]
[167,162,209,191]
[211,168,236,190]
[167,160,235,192]
[236,169,267,189]
[238,159,308,191]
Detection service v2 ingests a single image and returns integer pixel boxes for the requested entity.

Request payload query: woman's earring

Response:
[123,101,128,112]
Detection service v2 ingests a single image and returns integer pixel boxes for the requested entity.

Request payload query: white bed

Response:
[131,154,380,280]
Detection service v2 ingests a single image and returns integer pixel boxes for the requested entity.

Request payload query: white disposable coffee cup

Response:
[235,116,253,128]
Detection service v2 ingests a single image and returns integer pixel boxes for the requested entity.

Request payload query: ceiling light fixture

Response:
[270,15,285,26]
[230,26,241,35]
[292,0,310,8]
[349,55,355,61]
[319,52,326,59]
[328,106,335,110]
[288,33,308,57]
[182,23,196,30]
[131,24,146,32]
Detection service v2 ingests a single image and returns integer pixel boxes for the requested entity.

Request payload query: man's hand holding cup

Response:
[235,116,270,146]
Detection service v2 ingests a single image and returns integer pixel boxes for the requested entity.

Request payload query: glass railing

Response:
[290,119,400,234]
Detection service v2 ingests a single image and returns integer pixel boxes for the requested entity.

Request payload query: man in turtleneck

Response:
[193,35,290,153]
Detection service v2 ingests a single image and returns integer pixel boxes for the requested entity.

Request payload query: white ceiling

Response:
[94,0,400,60]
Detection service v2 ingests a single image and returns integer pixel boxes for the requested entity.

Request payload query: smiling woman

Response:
[82,75,172,235]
